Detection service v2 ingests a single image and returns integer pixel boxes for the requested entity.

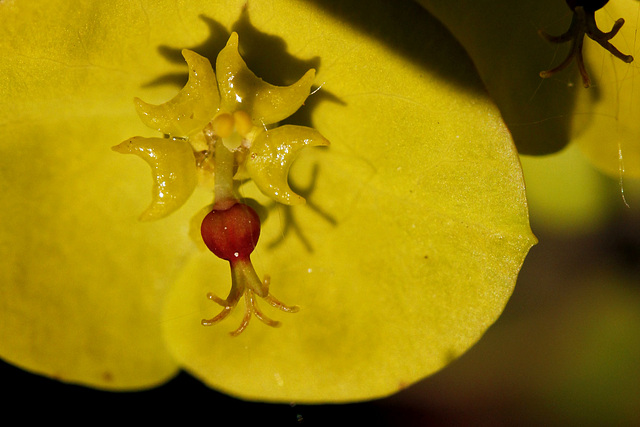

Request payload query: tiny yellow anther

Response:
[233,110,253,137]
[212,113,235,138]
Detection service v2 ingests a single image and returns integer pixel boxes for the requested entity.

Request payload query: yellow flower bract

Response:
[0,0,535,402]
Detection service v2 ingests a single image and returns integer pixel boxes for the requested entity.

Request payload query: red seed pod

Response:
[566,0,609,12]
[200,203,261,262]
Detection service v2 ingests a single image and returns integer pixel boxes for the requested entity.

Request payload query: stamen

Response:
[233,110,253,137]
[212,113,235,138]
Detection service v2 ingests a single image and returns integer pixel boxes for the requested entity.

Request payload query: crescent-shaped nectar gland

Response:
[200,203,299,336]
[539,1,633,87]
